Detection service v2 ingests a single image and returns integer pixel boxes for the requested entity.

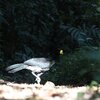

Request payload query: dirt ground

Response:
[0,79,100,100]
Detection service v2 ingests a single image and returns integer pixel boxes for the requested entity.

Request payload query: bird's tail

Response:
[6,63,28,73]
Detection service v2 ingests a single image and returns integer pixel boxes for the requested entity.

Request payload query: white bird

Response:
[6,58,55,84]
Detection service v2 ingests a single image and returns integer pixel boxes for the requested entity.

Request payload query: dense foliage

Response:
[0,0,100,85]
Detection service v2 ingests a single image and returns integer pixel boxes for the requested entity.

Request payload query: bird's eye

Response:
[60,49,64,55]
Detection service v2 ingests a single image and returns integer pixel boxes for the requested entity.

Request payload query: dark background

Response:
[0,0,100,86]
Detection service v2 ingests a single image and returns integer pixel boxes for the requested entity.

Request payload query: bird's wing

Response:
[24,58,50,68]
[32,58,48,62]
[6,63,28,73]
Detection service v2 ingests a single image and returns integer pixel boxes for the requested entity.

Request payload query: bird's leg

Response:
[36,73,43,84]
[37,72,43,77]
[36,76,41,84]
[31,72,41,84]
